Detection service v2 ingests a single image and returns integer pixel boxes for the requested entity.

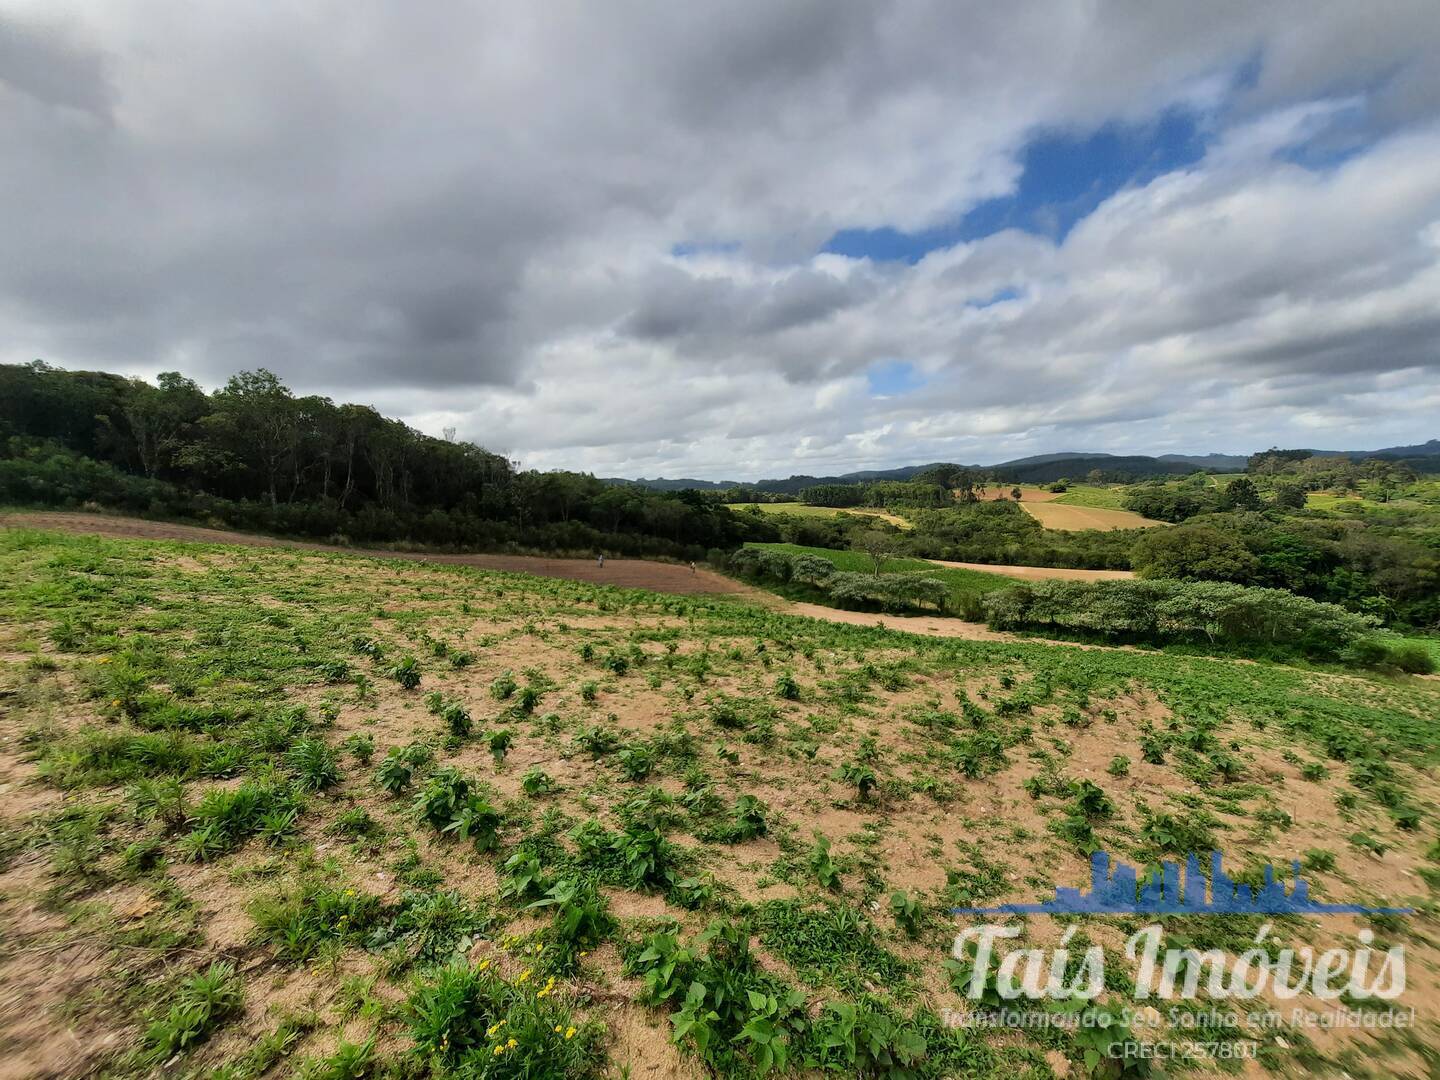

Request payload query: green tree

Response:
[208,369,302,507]
[1131,525,1261,583]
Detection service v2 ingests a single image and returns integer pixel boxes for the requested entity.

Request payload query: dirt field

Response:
[971,486,1063,502]
[924,558,1134,582]
[1019,502,1166,531]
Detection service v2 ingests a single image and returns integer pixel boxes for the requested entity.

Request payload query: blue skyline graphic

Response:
[953,851,1411,917]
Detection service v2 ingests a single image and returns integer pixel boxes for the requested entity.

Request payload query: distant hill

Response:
[606,441,1437,492]
[1157,453,1250,470]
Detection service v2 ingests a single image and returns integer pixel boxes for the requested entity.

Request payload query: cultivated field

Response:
[1018,503,1167,532]
[3,526,1439,1078]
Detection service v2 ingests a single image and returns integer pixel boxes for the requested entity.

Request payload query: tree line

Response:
[0,362,775,557]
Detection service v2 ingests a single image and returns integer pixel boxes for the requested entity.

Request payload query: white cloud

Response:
[2,1,1439,478]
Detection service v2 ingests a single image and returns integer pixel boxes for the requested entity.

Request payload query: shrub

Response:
[983,578,1377,657]
[1389,642,1436,675]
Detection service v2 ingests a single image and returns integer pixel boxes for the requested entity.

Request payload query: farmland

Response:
[4,525,1440,1079]
[1017,503,1167,532]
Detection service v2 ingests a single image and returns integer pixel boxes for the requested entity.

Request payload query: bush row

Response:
[982,578,1380,658]
[727,548,948,613]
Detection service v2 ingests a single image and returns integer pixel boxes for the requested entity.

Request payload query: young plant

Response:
[808,832,842,890]
[489,728,514,764]
[386,656,422,690]
[888,889,924,936]
[617,744,655,782]
[375,751,413,795]
[141,961,243,1063]
[286,738,341,791]
[838,760,878,801]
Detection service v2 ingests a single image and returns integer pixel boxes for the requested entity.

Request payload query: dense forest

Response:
[0,362,776,558]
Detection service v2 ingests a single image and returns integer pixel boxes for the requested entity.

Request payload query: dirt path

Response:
[923,558,1134,582]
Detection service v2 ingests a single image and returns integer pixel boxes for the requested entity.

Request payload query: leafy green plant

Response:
[808,832,842,890]
[405,957,600,1073]
[249,880,382,962]
[386,656,422,690]
[489,728,514,764]
[576,725,619,758]
[521,767,556,795]
[807,999,929,1077]
[617,744,655,781]
[629,919,806,1075]
[888,890,923,937]
[341,733,374,765]
[296,1037,375,1080]
[526,878,614,967]
[490,672,517,700]
[499,852,551,902]
[838,760,878,801]
[375,751,413,795]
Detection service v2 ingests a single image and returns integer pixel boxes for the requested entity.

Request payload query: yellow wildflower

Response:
[517,968,532,984]
[507,1038,517,1048]
[554,1025,563,1034]
[565,1026,577,1040]
[478,959,491,972]
[493,1044,504,1056]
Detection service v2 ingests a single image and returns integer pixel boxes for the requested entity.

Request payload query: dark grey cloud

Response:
[0,13,112,116]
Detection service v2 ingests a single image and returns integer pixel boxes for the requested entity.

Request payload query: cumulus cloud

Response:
[2,0,1439,477]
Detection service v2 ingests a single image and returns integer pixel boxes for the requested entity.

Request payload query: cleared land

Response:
[3,527,1439,1078]
[972,485,1063,502]
[1019,502,1166,531]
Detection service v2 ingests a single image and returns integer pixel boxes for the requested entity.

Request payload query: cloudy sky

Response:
[3,2,1440,479]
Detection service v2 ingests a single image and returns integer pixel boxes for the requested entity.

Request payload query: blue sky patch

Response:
[823,108,1208,263]
[866,359,925,396]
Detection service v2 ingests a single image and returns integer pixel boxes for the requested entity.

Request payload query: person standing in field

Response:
[597,553,604,568]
